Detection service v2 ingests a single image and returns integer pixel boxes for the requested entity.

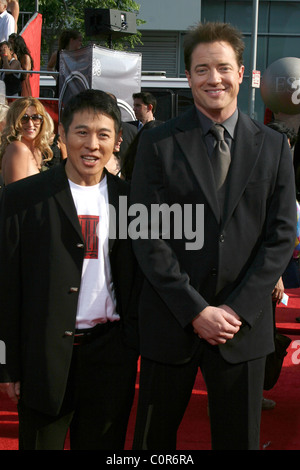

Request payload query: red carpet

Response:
[1,289,299,451]
[275,288,300,335]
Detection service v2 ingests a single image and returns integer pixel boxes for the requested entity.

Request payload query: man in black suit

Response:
[0,90,140,450]
[130,22,296,450]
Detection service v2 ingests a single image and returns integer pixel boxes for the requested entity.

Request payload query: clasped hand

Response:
[192,305,242,346]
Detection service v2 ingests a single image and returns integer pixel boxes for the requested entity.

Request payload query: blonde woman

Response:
[0,102,9,131]
[0,97,53,184]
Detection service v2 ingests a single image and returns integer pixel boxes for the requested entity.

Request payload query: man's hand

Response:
[0,382,20,404]
[272,277,284,304]
[192,305,242,345]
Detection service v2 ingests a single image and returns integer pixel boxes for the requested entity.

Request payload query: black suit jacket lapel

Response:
[106,169,120,253]
[174,106,220,222]
[223,111,265,228]
[52,162,84,242]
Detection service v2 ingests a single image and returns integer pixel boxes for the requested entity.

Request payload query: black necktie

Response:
[210,124,231,190]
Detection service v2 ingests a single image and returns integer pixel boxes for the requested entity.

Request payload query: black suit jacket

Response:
[130,106,296,365]
[127,120,140,128]
[0,162,140,415]
[118,121,138,163]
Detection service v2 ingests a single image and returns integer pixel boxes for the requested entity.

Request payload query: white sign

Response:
[252,70,261,88]
[59,45,142,121]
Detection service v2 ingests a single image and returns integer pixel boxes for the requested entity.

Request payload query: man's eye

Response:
[196,68,207,75]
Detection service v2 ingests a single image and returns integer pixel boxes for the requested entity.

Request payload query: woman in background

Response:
[47,30,82,97]
[9,34,34,96]
[0,97,53,184]
[0,102,10,189]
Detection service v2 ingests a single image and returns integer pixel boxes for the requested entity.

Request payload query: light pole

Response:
[248,0,259,119]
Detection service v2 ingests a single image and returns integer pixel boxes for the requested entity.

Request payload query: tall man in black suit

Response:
[0,90,140,450]
[130,22,296,450]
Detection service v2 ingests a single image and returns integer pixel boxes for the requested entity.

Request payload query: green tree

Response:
[20,0,144,57]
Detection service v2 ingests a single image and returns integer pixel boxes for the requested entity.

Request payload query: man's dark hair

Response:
[60,89,122,135]
[267,121,298,148]
[184,21,245,72]
[132,91,157,114]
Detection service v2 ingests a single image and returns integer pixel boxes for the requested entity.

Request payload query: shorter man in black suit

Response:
[0,90,140,450]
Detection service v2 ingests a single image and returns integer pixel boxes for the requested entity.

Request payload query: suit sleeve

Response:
[225,134,297,325]
[130,130,209,328]
[0,188,22,382]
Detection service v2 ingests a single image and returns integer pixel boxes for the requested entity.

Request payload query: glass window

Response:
[226,2,270,33]
[202,0,269,32]
[202,0,225,22]
[267,37,300,65]
[269,2,300,34]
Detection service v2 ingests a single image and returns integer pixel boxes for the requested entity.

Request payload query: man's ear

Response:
[58,123,66,144]
[114,130,123,152]
[185,69,192,88]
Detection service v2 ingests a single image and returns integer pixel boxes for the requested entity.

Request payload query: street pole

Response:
[248,0,259,119]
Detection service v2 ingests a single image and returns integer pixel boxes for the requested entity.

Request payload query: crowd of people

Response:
[0,0,32,98]
[0,19,298,452]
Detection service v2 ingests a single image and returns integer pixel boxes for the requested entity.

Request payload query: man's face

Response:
[133,98,150,123]
[0,44,11,58]
[185,41,244,122]
[0,3,6,14]
[60,109,121,186]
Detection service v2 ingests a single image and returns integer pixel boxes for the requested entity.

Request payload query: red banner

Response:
[40,98,59,133]
[20,12,42,98]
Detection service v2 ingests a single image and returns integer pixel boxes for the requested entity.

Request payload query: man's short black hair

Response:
[60,89,122,135]
[132,91,157,114]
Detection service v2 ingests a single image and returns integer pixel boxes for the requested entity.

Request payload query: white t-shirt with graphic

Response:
[69,176,120,329]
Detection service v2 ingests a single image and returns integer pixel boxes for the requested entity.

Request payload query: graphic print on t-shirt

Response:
[78,215,99,259]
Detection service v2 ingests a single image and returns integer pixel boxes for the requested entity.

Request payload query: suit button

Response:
[76,243,84,248]
[211,268,217,276]
[64,331,74,337]
[69,287,79,293]
[219,234,225,242]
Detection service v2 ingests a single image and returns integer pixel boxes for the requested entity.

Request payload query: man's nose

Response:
[207,68,222,84]
[86,134,99,149]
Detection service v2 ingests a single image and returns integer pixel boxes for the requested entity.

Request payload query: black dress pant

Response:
[18,323,138,450]
[133,341,266,450]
